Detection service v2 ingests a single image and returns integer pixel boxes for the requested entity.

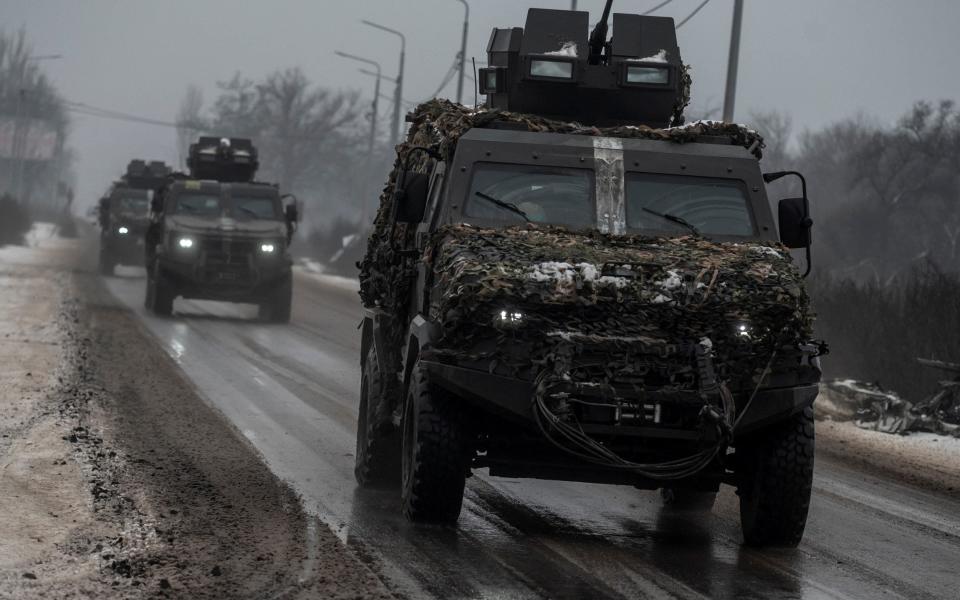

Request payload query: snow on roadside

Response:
[818,419,960,492]
[0,222,58,262]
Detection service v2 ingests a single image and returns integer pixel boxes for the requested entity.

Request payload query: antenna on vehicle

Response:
[472,57,478,108]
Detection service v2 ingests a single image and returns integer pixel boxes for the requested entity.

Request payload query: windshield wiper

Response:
[236,206,261,219]
[641,207,701,236]
[475,191,531,223]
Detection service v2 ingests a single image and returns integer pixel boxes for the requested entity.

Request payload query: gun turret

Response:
[187,137,259,182]
[587,0,614,65]
[122,159,172,190]
[479,6,684,127]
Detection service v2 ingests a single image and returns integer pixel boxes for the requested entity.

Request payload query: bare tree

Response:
[794,101,960,280]
[253,68,361,191]
[0,28,71,207]
[209,73,259,139]
[749,109,793,172]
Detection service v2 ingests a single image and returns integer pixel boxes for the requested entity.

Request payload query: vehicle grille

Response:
[199,237,257,284]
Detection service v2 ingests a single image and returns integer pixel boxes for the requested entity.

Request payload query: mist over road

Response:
[100,268,960,600]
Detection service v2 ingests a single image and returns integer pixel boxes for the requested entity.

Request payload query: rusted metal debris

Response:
[818,359,960,437]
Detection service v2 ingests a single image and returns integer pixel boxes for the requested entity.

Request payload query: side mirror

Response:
[284,203,299,224]
[765,171,813,277]
[777,197,813,249]
[396,171,430,224]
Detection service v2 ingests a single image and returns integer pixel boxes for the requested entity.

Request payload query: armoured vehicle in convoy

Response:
[356,3,823,547]
[98,160,171,275]
[144,137,299,321]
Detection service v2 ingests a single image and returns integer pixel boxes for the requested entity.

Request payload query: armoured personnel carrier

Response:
[144,137,299,321]
[356,3,824,547]
[98,160,171,275]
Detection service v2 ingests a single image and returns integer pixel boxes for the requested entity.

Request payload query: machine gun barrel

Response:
[588,0,614,65]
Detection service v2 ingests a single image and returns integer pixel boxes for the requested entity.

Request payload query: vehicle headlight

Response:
[177,237,195,249]
[259,242,277,254]
[494,308,524,328]
[735,321,752,339]
[117,226,129,235]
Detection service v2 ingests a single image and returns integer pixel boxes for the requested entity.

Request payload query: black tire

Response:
[258,274,292,323]
[354,347,401,487]
[149,261,175,317]
[401,360,468,524]
[144,270,154,309]
[98,248,115,276]
[737,406,815,547]
[661,488,717,511]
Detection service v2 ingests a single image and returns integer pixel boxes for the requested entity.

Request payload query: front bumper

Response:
[158,250,291,301]
[421,360,818,436]
[103,233,146,265]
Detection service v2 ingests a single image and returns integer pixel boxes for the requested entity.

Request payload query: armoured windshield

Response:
[173,192,279,220]
[174,193,221,217]
[465,163,594,228]
[625,174,755,236]
[114,195,148,215]
[232,196,279,220]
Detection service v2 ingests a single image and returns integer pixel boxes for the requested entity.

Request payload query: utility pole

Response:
[722,0,744,123]
[454,1,470,105]
[571,1,578,10]
[334,51,383,226]
[362,20,406,147]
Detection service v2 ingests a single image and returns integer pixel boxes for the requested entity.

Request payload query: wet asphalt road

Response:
[102,268,960,600]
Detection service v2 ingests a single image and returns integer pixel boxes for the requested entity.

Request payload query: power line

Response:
[643,0,675,15]
[676,0,711,28]
[64,101,188,130]
[64,100,343,143]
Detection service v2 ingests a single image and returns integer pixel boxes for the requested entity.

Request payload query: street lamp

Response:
[453,1,470,106]
[361,20,406,147]
[334,50,383,227]
[12,53,63,203]
[358,68,397,84]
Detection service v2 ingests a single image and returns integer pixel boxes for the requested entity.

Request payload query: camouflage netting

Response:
[360,100,776,390]
[672,64,693,125]
[425,225,812,391]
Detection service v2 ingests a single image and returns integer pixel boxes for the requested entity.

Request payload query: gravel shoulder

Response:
[0,227,392,599]
[817,416,960,495]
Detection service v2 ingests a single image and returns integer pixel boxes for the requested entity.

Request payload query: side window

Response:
[422,162,447,228]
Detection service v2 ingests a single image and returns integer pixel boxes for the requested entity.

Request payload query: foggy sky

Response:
[4,0,960,210]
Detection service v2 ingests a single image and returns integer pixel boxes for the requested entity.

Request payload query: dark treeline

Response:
[810,264,960,400]
[756,100,960,397]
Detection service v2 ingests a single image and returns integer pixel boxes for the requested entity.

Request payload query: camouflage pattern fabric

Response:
[359,101,771,386]
[425,224,812,391]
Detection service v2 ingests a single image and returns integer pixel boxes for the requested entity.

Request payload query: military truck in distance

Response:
[144,137,299,321]
[357,3,824,548]
[98,160,171,275]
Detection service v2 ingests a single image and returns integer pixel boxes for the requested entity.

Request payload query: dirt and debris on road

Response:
[0,226,392,598]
